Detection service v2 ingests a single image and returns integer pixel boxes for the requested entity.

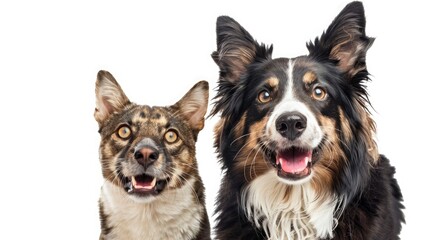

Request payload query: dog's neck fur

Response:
[242,171,341,240]
[101,178,203,240]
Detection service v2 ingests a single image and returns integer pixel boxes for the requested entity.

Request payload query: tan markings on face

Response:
[100,140,122,187]
[338,107,352,143]
[98,101,205,197]
[232,112,247,145]
[303,71,317,85]
[168,148,198,189]
[156,116,168,126]
[266,77,279,89]
[132,113,146,124]
[354,100,379,163]
[141,109,168,127]
[235,115,271,183]
[311,116,344,196]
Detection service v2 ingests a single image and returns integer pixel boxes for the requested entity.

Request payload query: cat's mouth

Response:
[124,174,168,196]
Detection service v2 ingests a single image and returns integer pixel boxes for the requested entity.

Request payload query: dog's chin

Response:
[267,146,316,185]
[123,174,169,201]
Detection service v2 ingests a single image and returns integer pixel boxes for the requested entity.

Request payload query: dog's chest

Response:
[101,181,203,240]
[243,171,339,239]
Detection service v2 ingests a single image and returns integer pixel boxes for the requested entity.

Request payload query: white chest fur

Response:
[101,179,203,240]
[242,171,340,240]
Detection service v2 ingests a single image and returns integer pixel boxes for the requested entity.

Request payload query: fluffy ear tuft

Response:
[94,70,130,124]
[212,16,272,84]
[173,81,209,133]
[307,1,374,77]
[211,16,272,117]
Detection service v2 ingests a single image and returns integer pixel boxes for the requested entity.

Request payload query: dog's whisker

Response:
[230,133,251,146]
[211,2,403,239]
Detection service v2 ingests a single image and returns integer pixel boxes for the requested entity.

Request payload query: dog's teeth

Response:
[131,176,137,187]
[150,177,157,188]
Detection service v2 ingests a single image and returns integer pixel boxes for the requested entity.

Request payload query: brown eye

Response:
[164,130,178,143]
[258,90,272,103]
[312,86,327,100]
[117,125,132,139]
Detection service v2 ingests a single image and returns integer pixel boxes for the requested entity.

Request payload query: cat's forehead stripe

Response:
[132,106,168,126]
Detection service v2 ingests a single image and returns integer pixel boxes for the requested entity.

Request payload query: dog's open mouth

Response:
[124,174,168,196]
[275,147,313,180]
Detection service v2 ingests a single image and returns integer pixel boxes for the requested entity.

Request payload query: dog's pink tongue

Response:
[277,149,312,173]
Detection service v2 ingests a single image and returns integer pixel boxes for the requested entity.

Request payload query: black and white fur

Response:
[211,2,404,239]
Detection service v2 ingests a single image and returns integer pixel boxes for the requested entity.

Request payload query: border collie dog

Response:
[211,2,404,239]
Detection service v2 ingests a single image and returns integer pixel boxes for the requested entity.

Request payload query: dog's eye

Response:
[164,130,178,143]
[117,125,132,139]
[312,86,327,100]
[258,90,272,103]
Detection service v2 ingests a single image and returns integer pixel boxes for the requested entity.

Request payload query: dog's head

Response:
[212,2,378,193]
[94,70,208,202]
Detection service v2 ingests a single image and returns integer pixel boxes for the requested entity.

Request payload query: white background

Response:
[1,0,427,239]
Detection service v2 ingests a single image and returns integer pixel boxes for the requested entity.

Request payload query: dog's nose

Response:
[134,146,159,169]
[275,111,307,140]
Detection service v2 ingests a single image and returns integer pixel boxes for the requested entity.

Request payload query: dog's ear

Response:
[172,81,209,135]
[211,16,272,117]
[94,70,130,124]
[212,16,272,83]
[307,1,374,77]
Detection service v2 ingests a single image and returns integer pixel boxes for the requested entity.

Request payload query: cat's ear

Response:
[172,81,209,134]
[94,70,130,124]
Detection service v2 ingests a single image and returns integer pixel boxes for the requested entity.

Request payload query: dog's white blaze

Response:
[101,178,203,240]
[243,171,339,239]
[285,59,295,100]
[266,59,323,150]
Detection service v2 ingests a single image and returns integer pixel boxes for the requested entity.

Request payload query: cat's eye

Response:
[312,86,327,100]
[258,90,272,103]
[117,125,132,139]
[164,130,178,143]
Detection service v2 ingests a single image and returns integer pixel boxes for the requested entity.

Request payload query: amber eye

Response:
[164,130,178,143]
[312,86,327,100]
[258,90,272,103]
[117,125,132,139]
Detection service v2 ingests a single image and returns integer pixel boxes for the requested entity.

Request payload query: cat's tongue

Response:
[276,148,312,173]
